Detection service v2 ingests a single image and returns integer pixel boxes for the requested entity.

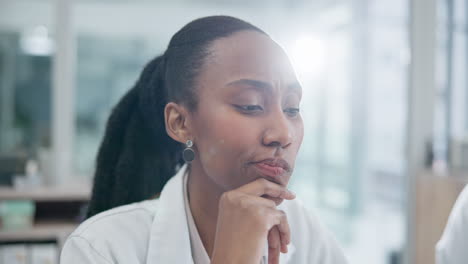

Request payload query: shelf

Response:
[0,185,89,247]
[0,221,77,244]
[0,185,90,201]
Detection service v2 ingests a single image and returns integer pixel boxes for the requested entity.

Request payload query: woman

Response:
[60,16,348,264]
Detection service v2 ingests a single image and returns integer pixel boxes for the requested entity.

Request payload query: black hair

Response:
[86,16,266,219]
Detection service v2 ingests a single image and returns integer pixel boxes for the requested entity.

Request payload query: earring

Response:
[182,139,195,163]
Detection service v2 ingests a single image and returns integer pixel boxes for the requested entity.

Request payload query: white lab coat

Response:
[60,165,348,263]
[436,185,468,264]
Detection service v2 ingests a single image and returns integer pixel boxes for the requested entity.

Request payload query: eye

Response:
[235,105,264,114]
[284,107,300,117]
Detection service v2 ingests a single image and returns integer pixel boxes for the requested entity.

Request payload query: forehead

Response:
[202,31,297,84]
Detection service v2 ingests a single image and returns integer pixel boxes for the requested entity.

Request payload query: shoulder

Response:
[72,199,159,240]
[61,199,160,263]
[439,185,468,242]
[436,185,468,264]
[452,185,468,215]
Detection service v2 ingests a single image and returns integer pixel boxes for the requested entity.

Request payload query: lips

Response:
[254,158,291,171]
[254,162,285,177]
[251,158,291,184]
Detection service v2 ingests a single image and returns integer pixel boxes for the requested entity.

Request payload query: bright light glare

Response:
[20,25,55,56]
[289,35,326,80]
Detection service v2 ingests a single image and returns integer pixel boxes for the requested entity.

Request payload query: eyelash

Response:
[235,105,300,117]
[284,108,300,117]
[236,105,264,113]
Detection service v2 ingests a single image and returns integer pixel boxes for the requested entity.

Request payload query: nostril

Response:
[262,124,293,148]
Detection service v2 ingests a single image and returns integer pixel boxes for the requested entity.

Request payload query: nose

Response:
[262,109,293,149]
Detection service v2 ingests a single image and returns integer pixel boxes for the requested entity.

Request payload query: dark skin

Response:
[165,30,304,264]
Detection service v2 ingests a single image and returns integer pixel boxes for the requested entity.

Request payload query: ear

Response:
[164,102,192,144]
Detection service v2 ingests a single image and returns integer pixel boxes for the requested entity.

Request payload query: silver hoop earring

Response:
[182,140,195,163]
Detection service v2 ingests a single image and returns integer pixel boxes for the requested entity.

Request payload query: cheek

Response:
[295,117,304,151]
[198,115,246,157]
[289,118,304,164]
[193,108,259,187]
[281,119,304,184]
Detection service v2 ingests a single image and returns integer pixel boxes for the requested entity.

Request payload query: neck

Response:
[186,161,224,258]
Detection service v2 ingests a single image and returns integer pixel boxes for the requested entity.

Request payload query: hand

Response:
[211,178,295,264]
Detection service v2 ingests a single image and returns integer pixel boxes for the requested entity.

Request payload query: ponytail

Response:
[86,56,182,219]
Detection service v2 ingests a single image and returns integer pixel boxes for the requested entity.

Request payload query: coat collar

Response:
[146,164,193,263]
[145,164,295,263]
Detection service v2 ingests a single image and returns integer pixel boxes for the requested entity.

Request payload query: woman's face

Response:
[189,30,303,195]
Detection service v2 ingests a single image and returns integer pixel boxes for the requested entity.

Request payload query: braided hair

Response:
[86,16,266,218]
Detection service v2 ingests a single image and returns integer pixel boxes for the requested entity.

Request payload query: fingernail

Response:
[283,245,288,253]
[288,189,296,197]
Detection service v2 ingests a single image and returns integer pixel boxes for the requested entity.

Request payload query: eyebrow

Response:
[226,79,302,93]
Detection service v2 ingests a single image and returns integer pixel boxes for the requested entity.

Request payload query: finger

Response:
[275,210,290,253]
[246,195,278,209]
[268,227,281,264]
[237,178,296,200]
[261,194,286,207]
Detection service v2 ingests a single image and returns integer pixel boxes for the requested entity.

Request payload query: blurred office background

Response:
[0,0,467,264]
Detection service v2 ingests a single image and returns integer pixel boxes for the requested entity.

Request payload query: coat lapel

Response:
[145,165,193,264]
